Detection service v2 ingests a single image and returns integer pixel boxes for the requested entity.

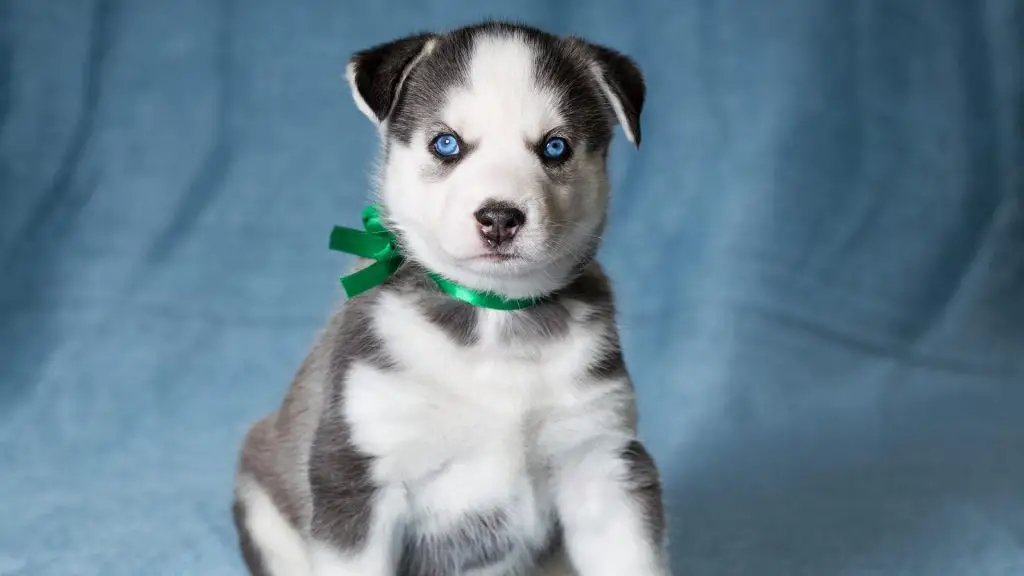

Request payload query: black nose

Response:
[474,201,526,247]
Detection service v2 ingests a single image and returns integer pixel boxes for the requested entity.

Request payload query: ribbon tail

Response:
[339,257,404,298]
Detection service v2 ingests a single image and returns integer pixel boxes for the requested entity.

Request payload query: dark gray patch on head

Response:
[620,440,666,547]
[232,499,272,576]
[387,28,474,144]
[398,509,518,575]
[532,39,615,155]
[569,39,646,147]
[308,385,379,552]
[382,20,643,154]
[349,33,437,123]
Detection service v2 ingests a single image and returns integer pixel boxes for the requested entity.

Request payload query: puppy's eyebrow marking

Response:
[424,121,480,150]
[425,120,458,136]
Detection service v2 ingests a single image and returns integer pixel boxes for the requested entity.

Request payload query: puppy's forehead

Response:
[389,25,611,149]
[444,34,559,143]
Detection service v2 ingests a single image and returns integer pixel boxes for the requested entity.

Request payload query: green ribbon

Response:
[329,205,543,311]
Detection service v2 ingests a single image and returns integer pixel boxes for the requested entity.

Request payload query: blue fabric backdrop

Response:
[2,1,1022,574]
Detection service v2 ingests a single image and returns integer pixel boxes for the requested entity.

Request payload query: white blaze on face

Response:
[381,32,609,299]
[437,35,564,255]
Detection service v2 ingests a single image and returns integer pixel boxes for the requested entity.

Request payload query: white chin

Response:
[419,247,572,300]
[460,255,535,274]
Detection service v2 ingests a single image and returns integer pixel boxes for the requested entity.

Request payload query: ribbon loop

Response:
[328,205,404,298]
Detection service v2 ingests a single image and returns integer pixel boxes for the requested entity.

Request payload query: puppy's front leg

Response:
[556,439,669,576]
[307,485,405,575]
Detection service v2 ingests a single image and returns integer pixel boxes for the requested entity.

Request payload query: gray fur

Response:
[308,387,379,550]
[385,263,480,346]
[234,292,395,552]
[232,499,272,576]
[620,440,666,547]
[234,261,632,573]
[398,509,516,575]
[384,259,621,347]
[587,338,627,380]
[361,21,644,155]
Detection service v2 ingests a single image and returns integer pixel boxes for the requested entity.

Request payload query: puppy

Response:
[232,20,668,576]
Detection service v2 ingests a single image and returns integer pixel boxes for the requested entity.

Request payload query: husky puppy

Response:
[232,20,668,576]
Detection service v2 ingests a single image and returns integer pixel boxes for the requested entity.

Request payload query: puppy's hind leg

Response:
[233,480,311,576]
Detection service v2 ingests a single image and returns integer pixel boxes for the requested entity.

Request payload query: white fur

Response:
[313,290,662,575]
[380,33,610,300]
[236,480,311,576]
[345,61,379,126]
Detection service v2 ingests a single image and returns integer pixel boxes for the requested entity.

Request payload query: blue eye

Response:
[432,134,461,157]
[542,137,568,159]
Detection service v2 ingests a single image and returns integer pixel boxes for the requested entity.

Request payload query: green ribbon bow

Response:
[328,205,543,311]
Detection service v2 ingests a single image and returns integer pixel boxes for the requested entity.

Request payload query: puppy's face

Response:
[347,22,644,298]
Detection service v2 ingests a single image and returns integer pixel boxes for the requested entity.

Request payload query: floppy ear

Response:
[572,39,646,147]
[346,33,437,125]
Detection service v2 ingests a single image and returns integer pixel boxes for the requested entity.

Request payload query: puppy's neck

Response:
[376,258,614,352]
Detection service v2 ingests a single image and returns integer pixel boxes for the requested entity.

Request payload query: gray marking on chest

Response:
[329,290,398,372]
[507,264,616,344]
[381,261,623,350]
[421,298,479,346]
[501,300,572,342]
[385,263,481,346]
[398,509,517,576]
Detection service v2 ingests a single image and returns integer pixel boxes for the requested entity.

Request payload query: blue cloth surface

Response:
[2,1,1023,574]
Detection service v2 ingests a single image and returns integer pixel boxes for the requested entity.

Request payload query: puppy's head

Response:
[347,22,645,299]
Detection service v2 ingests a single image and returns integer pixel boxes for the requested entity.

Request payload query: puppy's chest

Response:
[344,302,600,488]
[347,333,574,485]
[342,308,597,571]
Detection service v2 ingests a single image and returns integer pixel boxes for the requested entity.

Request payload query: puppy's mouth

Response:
[474,252,520,262]
[460,247,535,270]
